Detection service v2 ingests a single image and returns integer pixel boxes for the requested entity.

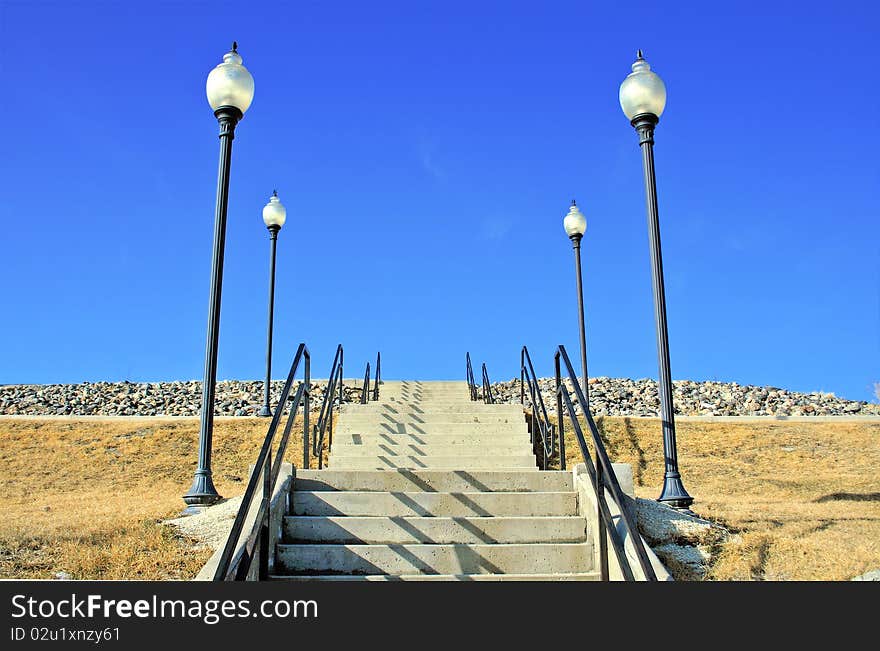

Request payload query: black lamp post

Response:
[620,50,693,508]
[563,200,589,406]
[184,43,255,511]
[258,190,287,417]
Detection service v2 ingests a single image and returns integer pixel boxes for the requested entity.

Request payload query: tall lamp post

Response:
[258,191,287,417]
[619,50,693,508]
[563,200,589,406]
[184,43,255,510]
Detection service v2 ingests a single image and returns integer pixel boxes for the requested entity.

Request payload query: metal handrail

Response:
[465,352,478,401]
[555,344,656,581]
[521,346,563,470]
[481,362,495,404]
[360,361,371,404]
[213,343,310,581]
[313,344,344,470]
[372,352,381,401]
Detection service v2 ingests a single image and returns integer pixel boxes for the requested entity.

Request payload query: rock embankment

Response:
[0,380,363,416]
[488,377,880,417]
[633,498,733,581]
[0,377,877,417]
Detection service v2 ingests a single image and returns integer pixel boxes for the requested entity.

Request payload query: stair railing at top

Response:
[360,362,371,404]
[481,362,495,404]
[465,352,478,401]
[358,353,382,405]
[521,346,564,470]
[372,352,381,401]
[312,344,344,470]
[554,344,657,581]
[213,343,310,581]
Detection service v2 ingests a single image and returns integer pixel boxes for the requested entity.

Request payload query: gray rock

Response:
[1,376,877,418]
[851,569,880,581]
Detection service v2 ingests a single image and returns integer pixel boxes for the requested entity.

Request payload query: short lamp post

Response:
[619,50,693,508]
[184,43,255,510]
[258,191,287,417]
[563,200,589,407]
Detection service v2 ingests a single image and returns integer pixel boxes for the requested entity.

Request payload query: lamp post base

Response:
[658,472,694,509]
[258,405,273,417]
[182,471,223,513]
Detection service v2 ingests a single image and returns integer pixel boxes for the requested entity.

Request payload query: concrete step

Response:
[275,542,593,575]
[291,491,576,517]
[329,443,534,456]
[329,465,541,472]
[333,433,530,446]
[294,470,574,493]
[382,381,467,386]
[283,515,587,544]
[339,414,524,424]
[348,404,524,413]
[379,401,485,407]
[335,423,528,436]
[359,384,469,390]
[381,398,474,402]
[270,572,601,581]
[380,392,471,398]
[327,455,537,470]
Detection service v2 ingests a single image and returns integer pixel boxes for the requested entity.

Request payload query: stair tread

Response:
[275,542,594,574]
[282,514,588,544]
[292,490,574,495]
[269,573,601,581]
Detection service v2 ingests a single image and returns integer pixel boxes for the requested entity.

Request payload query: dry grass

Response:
[2,416,877,580]
[555,417,880,580]
[0,417,326,579]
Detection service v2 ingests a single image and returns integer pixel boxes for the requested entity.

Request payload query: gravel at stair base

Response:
[632,497,734,581]
[163,496,244,550]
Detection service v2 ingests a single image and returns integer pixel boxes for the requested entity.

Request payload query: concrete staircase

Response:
[272,380,599,580]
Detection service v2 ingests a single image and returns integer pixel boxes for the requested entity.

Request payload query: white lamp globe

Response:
[619,51,666,121]
[262,191,286,229]
[206,42,255,115]
[563,200,587,238]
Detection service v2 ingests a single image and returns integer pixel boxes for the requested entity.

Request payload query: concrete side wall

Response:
[573,463,672,582]
[195,463,294,581]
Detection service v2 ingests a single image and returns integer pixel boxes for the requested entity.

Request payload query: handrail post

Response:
[303,353,310,470]
[466,352,476,401]
[538,395,545,470]
[520,348,525,407]
[361,362,370,405]
[326,393,334,466]
[596,451,609,581]
[558,420,566,471]
[315,424,322,470]
[259,448,271,581]
[529,381,536,448]
[373,352,381,401]
[332,364,342,447]
[555,352,565,471]
[339,348,344,406]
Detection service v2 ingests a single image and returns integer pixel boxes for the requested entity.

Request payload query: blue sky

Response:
[0,0,877,401]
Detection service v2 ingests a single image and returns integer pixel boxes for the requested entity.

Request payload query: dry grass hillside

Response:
[0,416,877,580]
[559,417,880,580]
[0,417,321,579]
